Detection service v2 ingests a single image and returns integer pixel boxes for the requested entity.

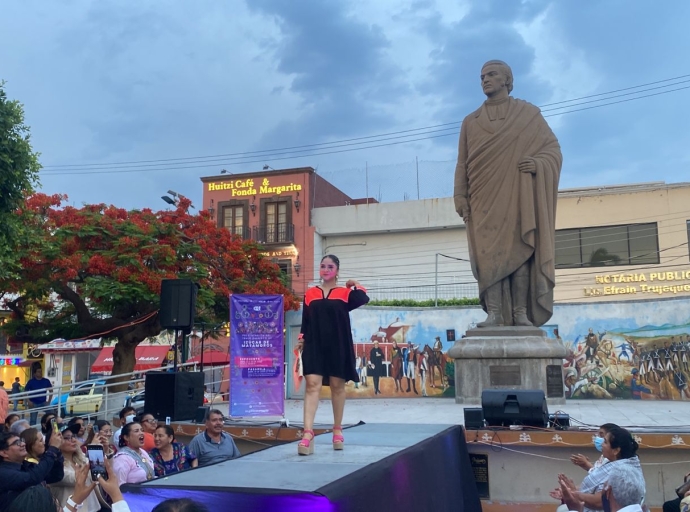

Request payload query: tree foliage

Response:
[0,82,41,279]
[367,298,480,307]
[0,194,299,382]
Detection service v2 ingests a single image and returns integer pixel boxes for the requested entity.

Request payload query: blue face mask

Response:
[594,436,605,452]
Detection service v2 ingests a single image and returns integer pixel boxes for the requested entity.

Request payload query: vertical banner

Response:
[229,294,284,417]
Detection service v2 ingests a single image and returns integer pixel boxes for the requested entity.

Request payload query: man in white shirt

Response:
[561,463,646,512]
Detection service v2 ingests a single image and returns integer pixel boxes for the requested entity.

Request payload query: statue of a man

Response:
[454,60,562,328]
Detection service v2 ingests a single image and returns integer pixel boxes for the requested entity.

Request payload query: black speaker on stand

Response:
[481,389,549,428]
[159,279,198,370]
[145,372,204,421]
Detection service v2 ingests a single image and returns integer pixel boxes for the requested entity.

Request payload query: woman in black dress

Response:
[297,254,369,455]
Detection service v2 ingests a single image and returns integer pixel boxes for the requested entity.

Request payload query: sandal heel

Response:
[332,426,344,451]
[298,429,315,456]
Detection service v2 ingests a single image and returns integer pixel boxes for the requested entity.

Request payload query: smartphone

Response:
[50,418,59,435]
[165,417,171,426]
[86,445,108,481]
[92,424,99,435]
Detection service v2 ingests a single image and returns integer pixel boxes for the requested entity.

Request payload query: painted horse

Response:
[423,345,447,389]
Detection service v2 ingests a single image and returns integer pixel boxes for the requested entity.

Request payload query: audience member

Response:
[19,427,44,463]
[150,425,198,477]
[4,413,19,432]
[40,411,61,438]
[9,419,30,436]
[6,484,59,512]
[560,462,646,512]
[188,409,239,466]
[0,381,9,425]
[139,413,158,452]
[570,423,618,472]
[663,471,690,512]
[24,367,52,426]
[112,422,155,484]
[48,424,102,511]
[83,420,117,458]
[67,417,88,445]
[11,378,22,412]
[113,407,136,447]
[152,498,209,512]
[555,425,642,512]
[0,429,64,510]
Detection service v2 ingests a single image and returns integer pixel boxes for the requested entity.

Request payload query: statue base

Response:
[448,330,567,406]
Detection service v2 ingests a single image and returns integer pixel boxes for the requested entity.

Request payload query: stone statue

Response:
[454,60,562,328]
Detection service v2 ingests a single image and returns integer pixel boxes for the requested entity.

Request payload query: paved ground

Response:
[219,398,690,431]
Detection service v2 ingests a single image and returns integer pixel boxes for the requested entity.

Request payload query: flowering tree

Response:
[0,193,299,381]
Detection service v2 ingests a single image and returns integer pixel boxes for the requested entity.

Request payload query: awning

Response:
[91,345,172,375]
[187,350,230,365]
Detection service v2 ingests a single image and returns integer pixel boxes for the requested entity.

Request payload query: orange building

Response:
[200,167,353,297]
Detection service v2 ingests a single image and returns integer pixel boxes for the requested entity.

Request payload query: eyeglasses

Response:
[9,439,25,447]
[143,419,157,424]
[100,430,113,436]
[62,436,76,441]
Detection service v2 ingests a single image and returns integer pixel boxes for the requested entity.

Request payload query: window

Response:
[555,223,659,268]
[276,259,292,288]
[265,201,288,243]
[223,205,244,237]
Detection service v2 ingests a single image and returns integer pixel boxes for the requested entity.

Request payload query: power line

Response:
[40,74,690,176]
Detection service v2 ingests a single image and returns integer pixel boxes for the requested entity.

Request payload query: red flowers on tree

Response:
[0,193,298,380]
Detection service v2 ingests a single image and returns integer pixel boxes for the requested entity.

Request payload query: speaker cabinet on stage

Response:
[145,372,204,421]
[481,389,549,428]
[463,408,485,430]
[159,279,198,330]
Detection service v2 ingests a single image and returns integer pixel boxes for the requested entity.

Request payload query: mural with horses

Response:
[285,297,690,400]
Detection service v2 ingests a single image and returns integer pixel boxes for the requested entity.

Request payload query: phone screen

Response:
[51,418,59,435]
[86,445,107,481]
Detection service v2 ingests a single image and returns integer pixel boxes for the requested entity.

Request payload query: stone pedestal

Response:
[448,328,567,406]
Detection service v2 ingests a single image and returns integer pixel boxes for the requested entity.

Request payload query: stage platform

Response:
[122,423,482,512]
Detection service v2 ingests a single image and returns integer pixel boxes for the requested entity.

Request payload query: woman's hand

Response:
[570,453,592,470]
[98,457,124,503]
[549,488,563,500]
[345,279,360,289]
[72,463,97,506]
[557,473,577,491]
[560,475,584,512]
[48,431,63,449]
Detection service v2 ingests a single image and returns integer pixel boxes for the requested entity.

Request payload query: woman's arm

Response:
[345,281,369,311]
[574,490,603,509]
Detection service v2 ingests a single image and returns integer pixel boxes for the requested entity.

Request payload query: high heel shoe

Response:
[332,425,344,451]
[298,429,315,456]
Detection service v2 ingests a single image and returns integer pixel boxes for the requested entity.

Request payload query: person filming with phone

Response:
[48,423,104,511]
[0,425,64,510]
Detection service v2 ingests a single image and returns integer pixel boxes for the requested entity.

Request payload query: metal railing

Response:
[253,223,295,244]
[9,362,231,427]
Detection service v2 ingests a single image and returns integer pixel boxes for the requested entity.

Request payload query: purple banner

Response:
[229,294,284,417]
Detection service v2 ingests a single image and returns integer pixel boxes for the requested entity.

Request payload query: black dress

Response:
[300,285,369,386]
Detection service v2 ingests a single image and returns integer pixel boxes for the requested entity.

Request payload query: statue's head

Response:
[480,60,513,97]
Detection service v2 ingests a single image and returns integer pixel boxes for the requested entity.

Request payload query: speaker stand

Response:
[448,329,567,405]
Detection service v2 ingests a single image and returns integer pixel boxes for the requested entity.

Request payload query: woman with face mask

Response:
[556,425,643,512]
[569,423,618,473]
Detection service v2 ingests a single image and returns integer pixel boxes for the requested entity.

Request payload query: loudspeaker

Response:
[549,413,571,430]
[481,389,549,428]
[463,407,485,429]
[145,372,204,421]
[195,406,210,424]
[159,279,198,330]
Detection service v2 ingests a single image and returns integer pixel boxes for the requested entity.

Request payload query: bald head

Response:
[481,60,513,94]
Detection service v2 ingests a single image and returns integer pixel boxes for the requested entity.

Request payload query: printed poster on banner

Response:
[229,294,284,417]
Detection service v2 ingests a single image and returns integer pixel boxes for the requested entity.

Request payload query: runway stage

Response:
[121,423,482,512]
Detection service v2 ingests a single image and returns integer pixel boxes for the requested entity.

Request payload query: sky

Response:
[2,0,690,210]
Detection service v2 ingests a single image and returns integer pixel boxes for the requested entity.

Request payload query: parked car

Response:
[50,380,106,417]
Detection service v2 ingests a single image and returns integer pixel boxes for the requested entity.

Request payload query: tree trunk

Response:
[110,339,137,393]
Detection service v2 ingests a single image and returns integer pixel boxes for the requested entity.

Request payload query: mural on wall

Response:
[287,297,690,401]
[551,299,690,401]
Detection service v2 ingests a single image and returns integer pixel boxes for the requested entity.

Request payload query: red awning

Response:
[91,346,171,375]
[187,350,229,365]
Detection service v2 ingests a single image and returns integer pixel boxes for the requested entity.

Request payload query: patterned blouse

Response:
[149,442,197,477]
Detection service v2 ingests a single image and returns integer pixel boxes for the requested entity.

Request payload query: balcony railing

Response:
[226,226,251,240]
[253,223,295,244]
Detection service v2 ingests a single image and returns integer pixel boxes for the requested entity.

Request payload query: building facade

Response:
[200,167,353,297]
[311,181,690,304]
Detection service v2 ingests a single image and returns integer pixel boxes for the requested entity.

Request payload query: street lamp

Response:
[161,195,176,205]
